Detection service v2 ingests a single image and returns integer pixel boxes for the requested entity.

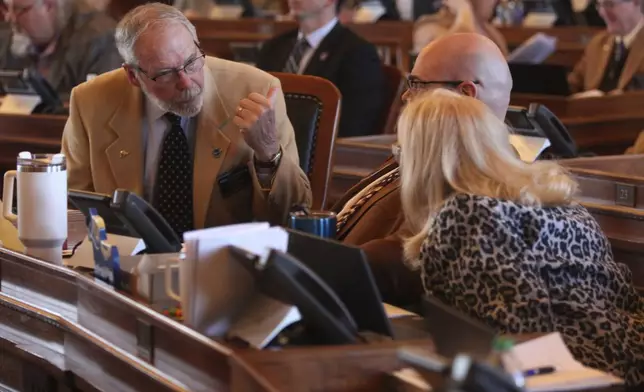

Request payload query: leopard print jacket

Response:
[419,193,644,385]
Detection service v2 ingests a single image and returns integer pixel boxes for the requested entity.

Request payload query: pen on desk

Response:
[523,366,556,377]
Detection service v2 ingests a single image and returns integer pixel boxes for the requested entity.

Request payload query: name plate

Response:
[615,183,637,207]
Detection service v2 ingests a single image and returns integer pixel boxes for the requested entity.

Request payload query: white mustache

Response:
[175,86,202,102]
[10,31,32,57]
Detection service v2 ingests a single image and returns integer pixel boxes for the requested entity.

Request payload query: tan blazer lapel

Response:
[619,29,644,90]
[192,66,233,229]
[588,37,613,90]
[106,85,144,196]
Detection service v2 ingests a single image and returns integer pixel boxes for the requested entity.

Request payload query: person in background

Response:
[413,0,508,55]
[173,0,260,18]
[0,0,121,100]
[568,0,644,94]
[255,0,385,138]
[61,3,311,237]
[398,87,644,385]
[336,0,443,23]
[331,32,512,308]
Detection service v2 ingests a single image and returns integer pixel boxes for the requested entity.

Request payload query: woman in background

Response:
[413,0,508,54]
[397,88,644,385]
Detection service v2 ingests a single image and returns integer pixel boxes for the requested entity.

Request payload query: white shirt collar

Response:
[620,18,644,49]
[297,17,338,49]
[144,93,167,122]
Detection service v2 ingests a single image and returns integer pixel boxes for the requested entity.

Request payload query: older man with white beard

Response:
[0,0,120,100]
[61,3,312,237]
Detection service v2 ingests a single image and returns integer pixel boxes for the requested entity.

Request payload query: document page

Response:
[508,33,557,64]
[503,333,623,392]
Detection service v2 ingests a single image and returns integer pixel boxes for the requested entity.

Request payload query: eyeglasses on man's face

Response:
[135,46,206,84]
[405,76,481,92]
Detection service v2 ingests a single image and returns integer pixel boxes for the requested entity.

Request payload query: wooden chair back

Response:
[379,65,405,134]
[270,72,341,210]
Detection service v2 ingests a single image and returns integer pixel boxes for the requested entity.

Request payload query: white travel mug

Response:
[2,152,67,265]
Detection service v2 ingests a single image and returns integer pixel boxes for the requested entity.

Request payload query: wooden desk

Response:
[511,91,644,119]
[230,339,436,392]
[563,155,644,288]
[0,243,632,392]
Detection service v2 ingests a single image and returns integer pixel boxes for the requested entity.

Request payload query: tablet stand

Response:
[438,355,522,392]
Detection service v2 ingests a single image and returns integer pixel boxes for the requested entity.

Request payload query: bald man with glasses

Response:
[61,3,311,237]
[332,33,512,308]
[569,0,644,94]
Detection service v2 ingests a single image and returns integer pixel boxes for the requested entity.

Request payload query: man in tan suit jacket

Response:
[569,0,644,93]
[333,33,513,308]
[62,4,311,234]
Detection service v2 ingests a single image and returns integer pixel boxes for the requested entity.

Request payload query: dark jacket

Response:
[256,22,385,138]
[332,158,423,307]
[0,1,121,101]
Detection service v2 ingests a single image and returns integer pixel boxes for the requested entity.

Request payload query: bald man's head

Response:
[405,33,512,119]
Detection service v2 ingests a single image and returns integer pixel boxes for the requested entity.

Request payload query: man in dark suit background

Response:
[255,0,385,137]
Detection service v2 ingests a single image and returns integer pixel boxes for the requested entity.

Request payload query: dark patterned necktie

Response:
[336,169,400,233]
[283,38,310,74]
[153,113,194,238]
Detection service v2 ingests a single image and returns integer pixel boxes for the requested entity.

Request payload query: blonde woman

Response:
[397,88,644,385]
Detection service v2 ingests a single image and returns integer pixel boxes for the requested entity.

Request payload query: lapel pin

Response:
[320,52,328,61]
[119,150,129,158]
[212,148,222,158]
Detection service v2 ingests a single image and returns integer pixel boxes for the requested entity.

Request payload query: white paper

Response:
[65,233,141,269]
[0,94,41,115]
[391,368,433,391]
[509,135,551,163]
[353,1,386,23]
[503,333,623,392]
[183,224,289,337]
[384,303,419,319]
[508,33,557,64]
[570,89,605,99]
[228,295,301,348]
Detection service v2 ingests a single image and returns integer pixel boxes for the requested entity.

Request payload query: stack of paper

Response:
[503,333,624,392]
[509,134,551,163]
[67,209,87,250]
[182,223,298,348]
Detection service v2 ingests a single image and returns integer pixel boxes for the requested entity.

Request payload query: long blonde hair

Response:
[399,89,577,263]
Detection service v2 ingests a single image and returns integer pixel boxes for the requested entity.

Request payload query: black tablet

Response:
[68,189,134,237]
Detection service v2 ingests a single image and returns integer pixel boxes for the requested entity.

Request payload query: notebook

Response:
[503,333,624,392]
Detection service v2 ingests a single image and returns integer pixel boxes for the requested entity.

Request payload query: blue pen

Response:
[523,366,556,377]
